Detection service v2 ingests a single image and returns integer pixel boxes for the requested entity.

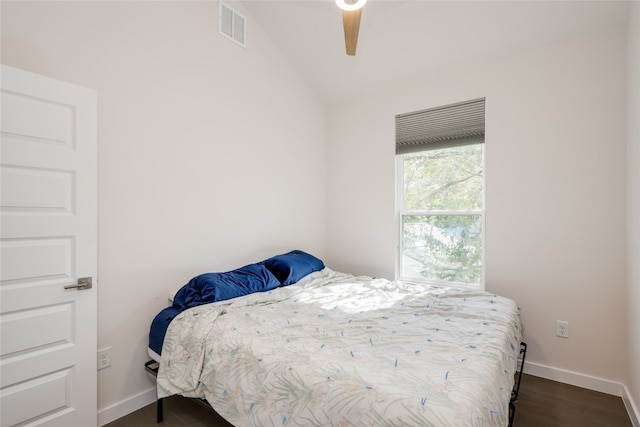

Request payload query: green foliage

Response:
[401,144,483,285]
[403,145,483,210]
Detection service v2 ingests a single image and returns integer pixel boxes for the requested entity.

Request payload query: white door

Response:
[0,65,97,427]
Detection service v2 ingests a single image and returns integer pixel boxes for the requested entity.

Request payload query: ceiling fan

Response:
[336,0,367,56]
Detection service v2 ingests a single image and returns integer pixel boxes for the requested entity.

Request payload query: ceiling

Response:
[240,0,631,106]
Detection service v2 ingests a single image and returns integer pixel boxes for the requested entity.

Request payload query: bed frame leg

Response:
[508,401,516,427]
[509,342,528,426]
[512,342,528,401]
[157,397,164,423]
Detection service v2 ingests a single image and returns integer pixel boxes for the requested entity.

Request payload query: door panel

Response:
[0,65,97,427]
[1,238,74,283]
[1,165,74,212]
[1,303,73,355]
[1,368,74,427]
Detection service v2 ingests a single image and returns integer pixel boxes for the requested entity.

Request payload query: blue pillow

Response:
[172,263,280,310]
[264,250,325,286]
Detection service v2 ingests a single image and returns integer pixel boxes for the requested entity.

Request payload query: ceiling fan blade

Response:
[342,8,362,56]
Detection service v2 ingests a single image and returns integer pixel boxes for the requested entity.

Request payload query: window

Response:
[396,99,485,289]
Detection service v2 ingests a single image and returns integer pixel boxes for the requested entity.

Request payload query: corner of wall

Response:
[627,1,640,426]
[622,384,640,427]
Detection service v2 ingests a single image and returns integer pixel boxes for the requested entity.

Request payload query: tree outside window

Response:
[398,144,484,287]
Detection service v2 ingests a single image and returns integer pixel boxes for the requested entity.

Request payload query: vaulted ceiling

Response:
[241,0,630,105]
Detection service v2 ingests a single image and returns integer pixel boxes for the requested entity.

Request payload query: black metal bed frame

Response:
[144,360,165,422]
[509,342,528,427]
[145,341,528,426]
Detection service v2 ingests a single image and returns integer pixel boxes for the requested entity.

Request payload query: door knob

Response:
[64,277,92,290]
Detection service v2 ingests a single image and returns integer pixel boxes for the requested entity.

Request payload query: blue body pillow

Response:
[264,250,325,286]
[173,263,280,310]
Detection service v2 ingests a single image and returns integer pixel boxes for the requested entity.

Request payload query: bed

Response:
[146,250,526,426]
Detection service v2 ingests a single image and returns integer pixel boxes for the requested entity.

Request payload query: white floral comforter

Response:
[157,269,522,426]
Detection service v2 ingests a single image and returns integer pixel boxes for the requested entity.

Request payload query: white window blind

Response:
[395,98,485,154]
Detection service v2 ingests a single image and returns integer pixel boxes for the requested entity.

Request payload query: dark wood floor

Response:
[105,374,633,427]
[514,374,632,427]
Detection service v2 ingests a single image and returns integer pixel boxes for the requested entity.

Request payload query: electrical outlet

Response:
[556,320,569,338]
[98,347,111,370]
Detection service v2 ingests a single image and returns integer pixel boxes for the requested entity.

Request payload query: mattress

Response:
[148,347,161,363]
[154,268,522,426]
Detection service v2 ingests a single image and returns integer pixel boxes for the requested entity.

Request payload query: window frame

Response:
[395,145,486,290]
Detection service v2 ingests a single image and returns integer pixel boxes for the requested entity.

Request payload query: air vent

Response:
[219,1,246,48]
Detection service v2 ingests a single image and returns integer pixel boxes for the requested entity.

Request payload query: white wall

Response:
[1,0,327,420]
[627,1,640,423]
[2,0,637,423]
[327,28,628,385]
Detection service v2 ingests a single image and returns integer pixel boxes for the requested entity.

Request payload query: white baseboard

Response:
[622,384,640,427]
[523,361,639,426]
[98,387,157,427]
[523,360,624,396]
